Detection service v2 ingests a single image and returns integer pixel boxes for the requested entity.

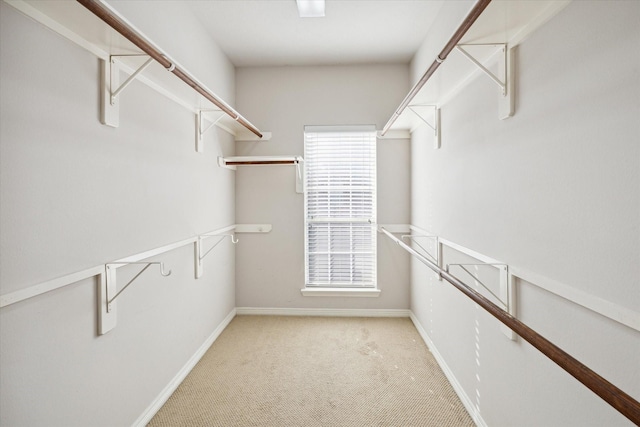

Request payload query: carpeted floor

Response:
[148,316,474,426]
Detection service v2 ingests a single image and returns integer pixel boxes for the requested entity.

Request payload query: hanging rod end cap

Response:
[161,55,175,72]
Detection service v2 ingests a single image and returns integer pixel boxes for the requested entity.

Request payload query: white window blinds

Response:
[304,126,377,288]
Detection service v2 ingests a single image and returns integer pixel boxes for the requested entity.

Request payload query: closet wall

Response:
[0,2,237,425]
[409,1,640,426]
[234,65,411,311]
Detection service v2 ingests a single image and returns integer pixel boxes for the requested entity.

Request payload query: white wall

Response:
[409,1,640,426]
[0,2,237,425]
[234,65,411,310]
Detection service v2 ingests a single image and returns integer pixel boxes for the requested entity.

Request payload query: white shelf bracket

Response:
[503,269,517,341]
[455,44,515,119]
[401,234,439,264]
[437,241,444,280]
[194,225,272,277]
[401,233,443,281]
[407,105,441,149]
[195,234,238,279]
[101,55,153,127]
[295,157,304,194]
[97,271,114,335]
[99,261,171,335]
[456,45,506,94]
[446,262,517,341]
[196,109,226,153]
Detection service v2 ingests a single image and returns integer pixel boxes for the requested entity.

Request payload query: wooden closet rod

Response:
[381,0,492,136]
[76,0,263,139]
[379,228,640,425]
[225,160,297,166]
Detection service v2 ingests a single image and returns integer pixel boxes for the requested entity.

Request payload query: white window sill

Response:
[300,288,381,297]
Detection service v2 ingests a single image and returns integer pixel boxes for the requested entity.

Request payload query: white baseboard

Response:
[236,307,410,317]
[409,311,487,427]
[132,308,237,427]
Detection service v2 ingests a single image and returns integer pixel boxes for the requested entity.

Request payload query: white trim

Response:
[301,288,381,298]
[508,1,572,47]
[305,124,377,133]
[439,239,503,267]
[111,237,198,268]
[409,312,487,427]
[510,266,640,332]
[0,225,236,308]
[378,223,411,234]
[236,307,409,317]
[3,0,261,139]
[410,225,504,266]
[426,230,516,340]
[408,225,640,333]
[376,129,411,140]
[4,0,109,59]
[3,0,191,114]
[235,224,272,233]
[234,132,273,143]
[131,308,236,427]
[0,265,104,308]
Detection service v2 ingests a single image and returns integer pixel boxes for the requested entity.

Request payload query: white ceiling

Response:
[186,0,446,67]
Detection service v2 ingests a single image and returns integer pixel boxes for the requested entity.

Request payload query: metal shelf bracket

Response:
[105,262,171,313]
[99,261,171,335]
[195,234,238,279]
[401,234,440,270]
[446,262,517,340]
[196,109,226,153]
[455,44,515,119]
[407,105,441,149]
[101,55,153,127]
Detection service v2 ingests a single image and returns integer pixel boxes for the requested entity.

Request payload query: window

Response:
[304,126,377,288]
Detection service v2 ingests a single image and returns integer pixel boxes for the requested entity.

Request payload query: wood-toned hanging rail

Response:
[379,227,640,425]
[225,160,297,166]
[381,0,492,136]
[76,0,263,139]
[220,156,302,166]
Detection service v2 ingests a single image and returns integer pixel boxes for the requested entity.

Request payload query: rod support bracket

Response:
[101,55,153,127]
[98,261,171,335]
[110,55,154,103]
[195,234,238,279]
[445,262,517,340]
[295,156,304,194]
[196,109,226,152]
[407,105,441,149]
[455,43,515,119]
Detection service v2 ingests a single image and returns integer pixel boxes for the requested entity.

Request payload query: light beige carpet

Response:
[149,316,474,426]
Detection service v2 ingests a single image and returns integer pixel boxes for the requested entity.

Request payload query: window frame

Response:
[303,125,377,290]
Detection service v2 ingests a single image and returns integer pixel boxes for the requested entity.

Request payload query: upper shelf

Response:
[6,0,265,141]
[219,156,303,166]
[218,156,304,193]
[387,0,571,133]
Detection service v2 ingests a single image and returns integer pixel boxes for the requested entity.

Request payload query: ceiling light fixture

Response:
[296,0,325,18]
